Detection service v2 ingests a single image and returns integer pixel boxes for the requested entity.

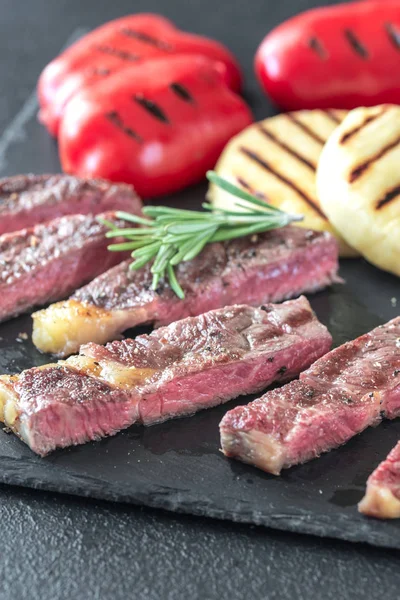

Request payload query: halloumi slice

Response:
[317,104,400,277]
[208,109,356,257]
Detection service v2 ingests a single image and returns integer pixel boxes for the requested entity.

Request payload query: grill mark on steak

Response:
[349,135,400,182]
[284,113,325,145]
[133,94,169,123]
[240,147,326,219]
[220,317,400,475]
[376,184,400,209]
[106,111,143,142]
[258,126,316,171]
[308,36,328,60]
[344,29,369,59]
[340,108,387,144]
[120,28,173,51]
[95,44,140,61]
[0,174,142,236]
[1,298,332,455]
[385,22,400,50]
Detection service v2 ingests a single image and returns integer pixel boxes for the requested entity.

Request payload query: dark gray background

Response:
[1,1,400,599]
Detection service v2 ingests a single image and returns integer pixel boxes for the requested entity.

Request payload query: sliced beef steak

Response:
[0,297,331,455]
[3,366,136,455]
[0,174,142,235]
[359,441,400,519]
[220,381,380,476]
[32,226,339,356]
[220,317,400,474]
[0,212,128,322]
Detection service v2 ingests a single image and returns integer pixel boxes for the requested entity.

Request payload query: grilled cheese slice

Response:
[208,109,357,257]
[317,104,400,277]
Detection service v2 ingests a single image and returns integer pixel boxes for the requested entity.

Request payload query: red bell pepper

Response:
[38,14,242,136]
[58,55,253,198]
[255,0,400,111]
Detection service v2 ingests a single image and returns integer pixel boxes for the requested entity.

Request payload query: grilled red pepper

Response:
[38,14,242,136]
[59,55,253,198]
[255,0,400,111]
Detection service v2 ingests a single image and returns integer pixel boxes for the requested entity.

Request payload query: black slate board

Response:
[3,284,400,549]
[1,37,400,550]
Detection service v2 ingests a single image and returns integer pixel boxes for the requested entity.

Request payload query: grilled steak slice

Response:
[220,317,400,474]
[220,381,380,476]
[0,212,128,322]
[80,296,331,425]
[0,174,141,235]
[0,297,331,455]
[359,441,400,519]
[0,366,135,455]
[32,226,339,357]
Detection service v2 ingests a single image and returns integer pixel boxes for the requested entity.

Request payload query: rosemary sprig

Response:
[99,171,303,299]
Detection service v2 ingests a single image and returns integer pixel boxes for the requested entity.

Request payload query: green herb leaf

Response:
[206,171,283,213]
[100,172,303,298]
[167,264,185,299]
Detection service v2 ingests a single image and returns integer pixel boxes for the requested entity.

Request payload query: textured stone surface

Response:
[2,289,400,549]
[2,484,400,600]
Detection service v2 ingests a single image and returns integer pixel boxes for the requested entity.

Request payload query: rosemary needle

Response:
[99,171,303,299]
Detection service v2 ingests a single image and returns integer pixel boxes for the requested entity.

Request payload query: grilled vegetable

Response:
[59,55,252,198]
[255,1,400,111]
[38,14,242,136]
[316,104,400,276]
[208,109,357,257]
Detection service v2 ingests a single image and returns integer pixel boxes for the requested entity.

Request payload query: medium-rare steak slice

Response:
[80,296,331,425]
[32,226,339,357]
[0,174,142,235]
[220,381,380,476]
[0,297,331,455]
[0,366,135,454]
[359,441,400,519]
[0,212,128,322]
[220,317,400,474]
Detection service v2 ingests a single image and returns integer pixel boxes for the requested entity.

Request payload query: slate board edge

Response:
[0,456,396,550]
